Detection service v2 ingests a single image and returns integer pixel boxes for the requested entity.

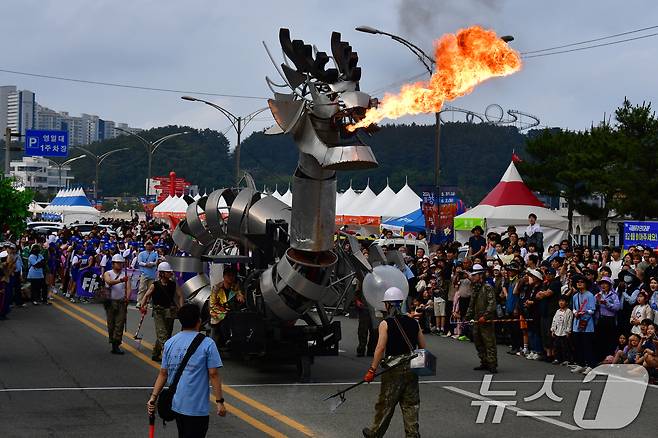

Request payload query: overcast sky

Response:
[2,0,657,145]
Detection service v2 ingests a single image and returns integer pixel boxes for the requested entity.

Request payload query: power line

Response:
[521,24,658,55]
[366,27,658,95]
[0,67,269,100]
[522,32,658,59]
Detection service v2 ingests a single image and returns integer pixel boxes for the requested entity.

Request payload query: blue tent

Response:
[382,209,426,233]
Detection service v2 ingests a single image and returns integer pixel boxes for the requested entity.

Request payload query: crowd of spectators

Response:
[376,213,658,381]
[0,219,173,318]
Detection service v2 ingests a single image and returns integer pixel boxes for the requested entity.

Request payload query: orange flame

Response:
[348,26,522,131]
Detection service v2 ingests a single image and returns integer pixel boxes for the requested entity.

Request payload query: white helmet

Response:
[111,254,125,263]
[158,261,173,272]
[383,286,405,302]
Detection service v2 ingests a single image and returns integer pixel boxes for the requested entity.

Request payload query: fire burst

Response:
[348,26,522,131]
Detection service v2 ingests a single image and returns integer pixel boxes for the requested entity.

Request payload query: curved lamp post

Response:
[46,155,87,189]
[76,146,129,200]
[355,26,514,191]
[181,96,268,184]
[114,127,190,196]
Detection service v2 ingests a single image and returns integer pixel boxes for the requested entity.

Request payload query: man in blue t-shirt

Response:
[136,240,158,308]
[148,304,226,437]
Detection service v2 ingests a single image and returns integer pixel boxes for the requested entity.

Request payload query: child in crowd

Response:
[607,334,628,364]
[625,334,641,364]
[551,296,573,365]
[630,292,653,335]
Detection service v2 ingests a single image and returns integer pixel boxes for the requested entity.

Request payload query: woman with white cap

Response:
[140,261,183,362]
[362,286,426,438]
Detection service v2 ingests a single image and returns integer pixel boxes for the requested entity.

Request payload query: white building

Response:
[0,86,35,140]
[9,156,75,190]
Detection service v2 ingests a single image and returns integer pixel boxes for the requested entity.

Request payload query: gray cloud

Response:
[0,0,656,143]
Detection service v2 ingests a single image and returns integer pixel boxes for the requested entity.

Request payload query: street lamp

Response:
[114,127,190,196]
[181,96,268,184]
[75,146,129,201]
[355,25,514,193]
[46,155,87,189]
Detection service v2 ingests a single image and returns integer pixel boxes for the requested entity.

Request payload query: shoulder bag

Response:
[157,333,205,422]
[391,315,437,376]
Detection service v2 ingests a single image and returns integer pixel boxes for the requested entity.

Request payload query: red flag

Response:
[511,151,522,163]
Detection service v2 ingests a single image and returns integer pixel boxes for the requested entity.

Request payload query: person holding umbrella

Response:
[102,254,131,355]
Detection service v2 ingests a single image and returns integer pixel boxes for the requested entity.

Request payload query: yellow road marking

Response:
[53,296,314,437]
[52,301,288,438]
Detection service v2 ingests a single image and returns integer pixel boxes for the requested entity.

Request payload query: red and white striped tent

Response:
[454,161,568,247]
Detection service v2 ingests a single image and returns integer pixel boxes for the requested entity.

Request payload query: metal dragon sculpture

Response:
[167,29,378,377]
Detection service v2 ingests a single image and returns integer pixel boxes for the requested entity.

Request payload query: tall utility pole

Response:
[76,146,129,200]
[114,127,189,196]
[181,96,267,184]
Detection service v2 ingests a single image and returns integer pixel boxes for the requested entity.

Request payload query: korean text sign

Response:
[623,221,658,250]
[25,130,69,157]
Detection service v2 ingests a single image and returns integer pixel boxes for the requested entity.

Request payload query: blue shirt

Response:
[137,250,158,279]
[27,254,44,279]
[162,332,222,416]
[572,291,596,333]
[505,278,519,314]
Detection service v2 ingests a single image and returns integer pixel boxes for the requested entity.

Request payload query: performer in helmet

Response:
[102,254,131,355]
[465,263,498,373]
[363,286,426,438]
[140,262,183,362]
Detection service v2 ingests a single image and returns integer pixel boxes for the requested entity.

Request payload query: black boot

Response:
[111,343,125,355]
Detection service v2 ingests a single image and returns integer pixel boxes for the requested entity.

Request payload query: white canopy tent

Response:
[381,182,422,219]
[335,185,358,215]
[43,188,100,224]
[342,184,377,216]
[454,161,568,249]
[362,183,396,217]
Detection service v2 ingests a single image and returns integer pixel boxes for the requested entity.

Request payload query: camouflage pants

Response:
[104,300,127,345]
[473,323,497,368]
[369,364,420,437]
[152,305,176,359]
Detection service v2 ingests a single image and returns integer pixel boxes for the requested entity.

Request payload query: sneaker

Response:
[507,349,519,355]
[581,366,592,375]
[525,352,537,360]
[431,327,439,334]
[445,331,452,337]
[451,334,460,339]
[570,366,584,373]
[552,359,560,365]
[458,335,469,342]
[561,361,570,366]
[32,301,39,306]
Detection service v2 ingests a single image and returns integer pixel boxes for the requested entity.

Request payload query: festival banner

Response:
[76,266,103,298]
[622,221,658,251]
[454,217,486,231]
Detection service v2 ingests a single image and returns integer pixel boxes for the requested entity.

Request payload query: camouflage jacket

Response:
[465,282,496,321]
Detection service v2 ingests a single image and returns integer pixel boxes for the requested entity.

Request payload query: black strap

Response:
[170,333,205,392]
[392,315,414,354]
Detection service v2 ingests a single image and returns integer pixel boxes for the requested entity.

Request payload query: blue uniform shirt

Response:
[27,254,45,279]
[162,332,222,416]
[137,250,158,279]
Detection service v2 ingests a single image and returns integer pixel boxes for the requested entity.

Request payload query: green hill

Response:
[15,122,531,205]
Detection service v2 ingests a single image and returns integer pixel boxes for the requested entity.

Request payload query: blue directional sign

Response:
[25,129,69,157]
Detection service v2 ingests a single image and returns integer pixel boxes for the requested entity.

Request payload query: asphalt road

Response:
[1,297,656,437]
